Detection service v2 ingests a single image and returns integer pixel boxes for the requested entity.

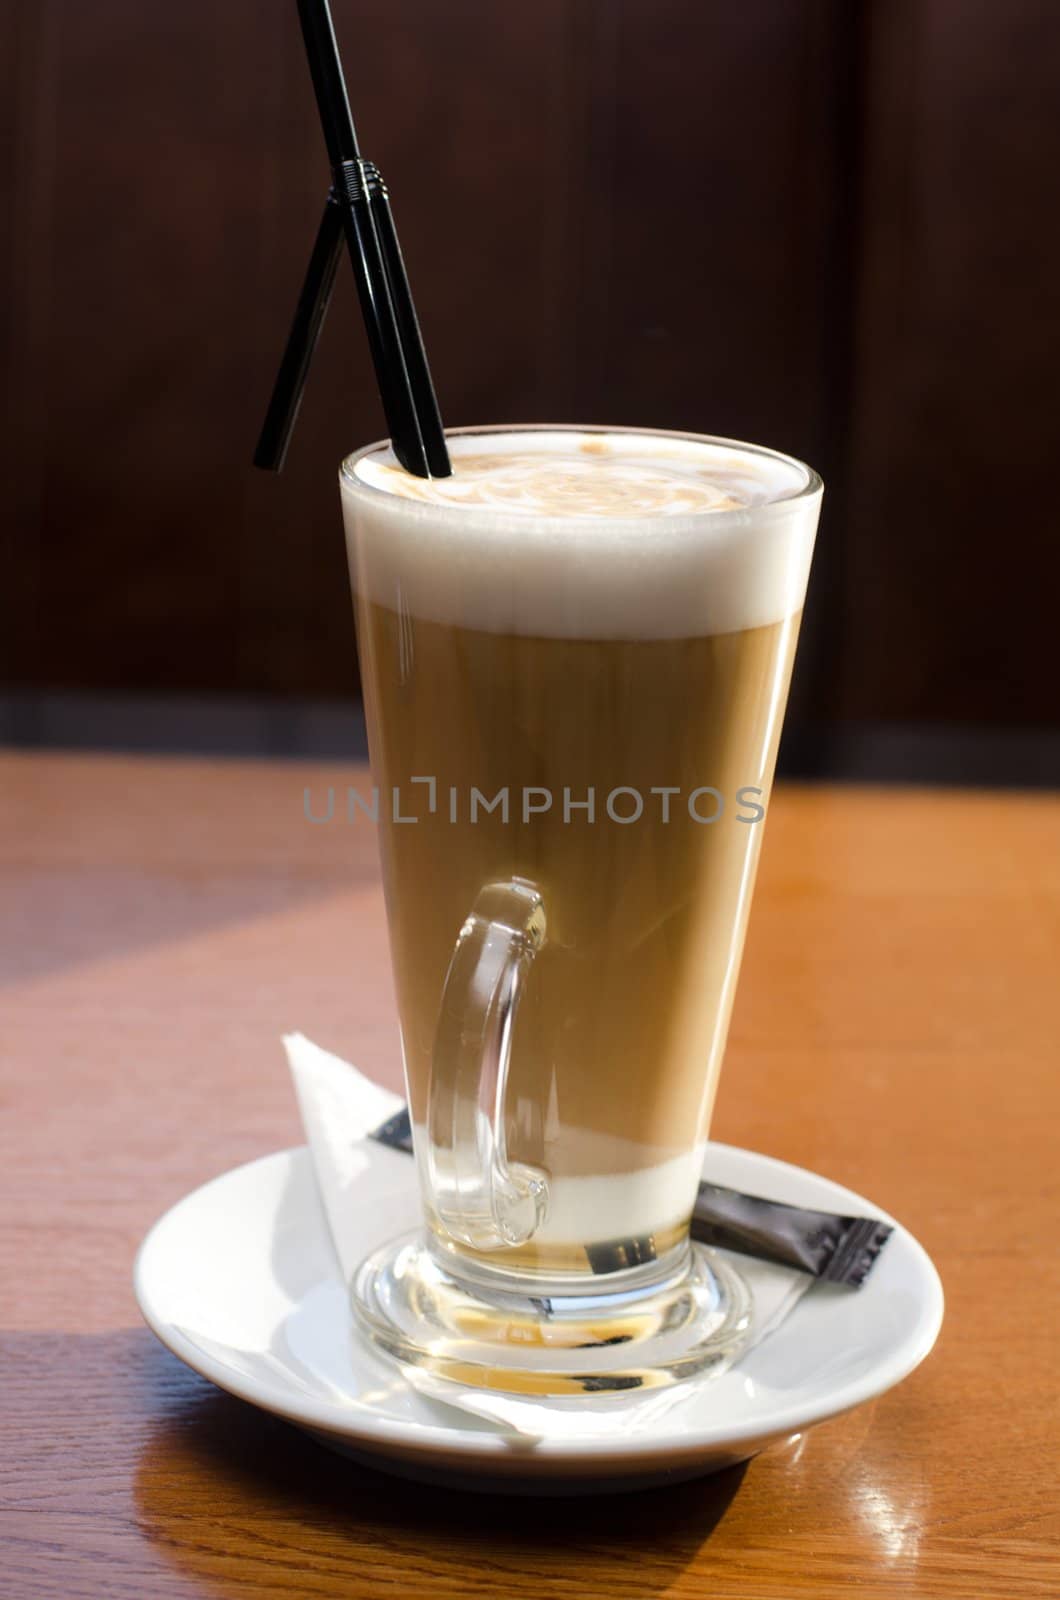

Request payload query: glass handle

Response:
[426,879,549,1251]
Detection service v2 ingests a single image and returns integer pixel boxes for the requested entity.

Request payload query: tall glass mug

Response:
[340,425,821,1394]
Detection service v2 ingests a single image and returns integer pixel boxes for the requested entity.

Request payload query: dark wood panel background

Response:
[843,0,1060,725]
[2,0,1058,727]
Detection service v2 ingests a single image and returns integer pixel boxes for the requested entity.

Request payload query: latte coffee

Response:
[341,427,820,1281]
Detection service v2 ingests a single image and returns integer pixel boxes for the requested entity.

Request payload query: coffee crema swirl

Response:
[358,448,745,516]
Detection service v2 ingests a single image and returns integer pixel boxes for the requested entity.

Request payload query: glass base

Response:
[350,1230,753,1397]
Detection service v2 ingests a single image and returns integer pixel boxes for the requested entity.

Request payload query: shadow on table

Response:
[0,865,353,991]
[133,1361,749,1597]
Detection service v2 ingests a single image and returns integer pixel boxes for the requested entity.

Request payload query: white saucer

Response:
[134,1144,943,1493]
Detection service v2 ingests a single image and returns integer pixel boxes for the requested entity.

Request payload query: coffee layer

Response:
[354,599,802,1266]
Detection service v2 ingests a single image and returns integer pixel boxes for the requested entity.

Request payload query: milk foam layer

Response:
[414,1131,707,1246]
[522,1149,707,1246]
[342,428,821,639]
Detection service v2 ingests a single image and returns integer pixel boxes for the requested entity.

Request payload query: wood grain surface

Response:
[1,752,1058,1598]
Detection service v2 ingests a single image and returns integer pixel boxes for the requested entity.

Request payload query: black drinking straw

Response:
[254,0,450,478]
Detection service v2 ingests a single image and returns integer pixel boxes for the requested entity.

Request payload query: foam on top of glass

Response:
[354,430,807,515]
[341,428,820,638]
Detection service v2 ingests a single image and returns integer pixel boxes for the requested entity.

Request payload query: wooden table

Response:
[2,751,1057,1599]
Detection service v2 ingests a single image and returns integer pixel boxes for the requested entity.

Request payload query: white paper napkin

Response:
[284,1032,812,1440]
